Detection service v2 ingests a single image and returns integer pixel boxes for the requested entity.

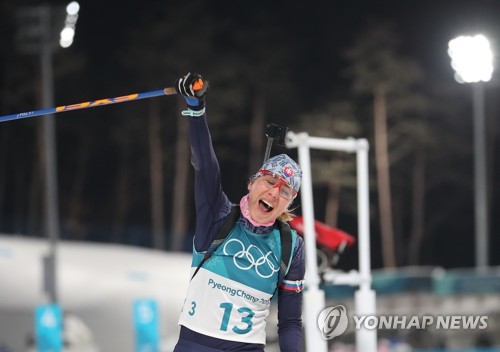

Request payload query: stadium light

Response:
[59,1,79,48]
[448,35,493,83]
[448,34,494,269]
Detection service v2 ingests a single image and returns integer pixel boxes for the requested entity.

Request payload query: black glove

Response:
[175,72,209,110]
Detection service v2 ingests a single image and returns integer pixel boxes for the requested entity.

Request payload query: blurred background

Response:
[0,0,499,351]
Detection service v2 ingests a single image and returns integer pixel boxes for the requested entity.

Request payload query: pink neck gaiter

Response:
[240,195,274,227]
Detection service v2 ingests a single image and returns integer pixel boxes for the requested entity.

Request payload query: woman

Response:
[173,73,305,352]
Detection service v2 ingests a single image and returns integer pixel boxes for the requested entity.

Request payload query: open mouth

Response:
[259,200,274,212]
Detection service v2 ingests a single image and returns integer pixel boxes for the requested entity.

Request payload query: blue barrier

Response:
[133,299,159,352]
[34,304,62,352]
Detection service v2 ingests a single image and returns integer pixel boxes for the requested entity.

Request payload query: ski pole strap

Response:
[191,206,241,281]
[181,107,205,117]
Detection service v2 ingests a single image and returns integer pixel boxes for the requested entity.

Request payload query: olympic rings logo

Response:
[223,239,279,278]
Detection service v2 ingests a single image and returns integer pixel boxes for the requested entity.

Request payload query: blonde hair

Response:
[278,202,300,222]
[278,211,295,222]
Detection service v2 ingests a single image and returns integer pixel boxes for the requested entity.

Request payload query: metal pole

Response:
[287,132,377,351]
[40,5,60,303]
[472,83,488,269]
[356,140,371,290]
[354,139,377,352]
[294,133,328,352]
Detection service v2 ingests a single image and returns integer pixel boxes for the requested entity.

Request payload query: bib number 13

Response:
[219,302,254,334]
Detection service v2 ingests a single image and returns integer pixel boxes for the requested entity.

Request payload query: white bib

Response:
[179,223,295,344]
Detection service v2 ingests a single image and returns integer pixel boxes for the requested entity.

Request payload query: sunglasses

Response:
[257,170,297,200]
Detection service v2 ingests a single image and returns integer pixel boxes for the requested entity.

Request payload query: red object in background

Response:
[289,216,356,251]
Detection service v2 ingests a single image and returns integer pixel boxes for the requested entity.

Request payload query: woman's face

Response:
[247,175,293,224]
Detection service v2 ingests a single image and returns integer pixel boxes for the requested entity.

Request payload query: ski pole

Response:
[0,88,179,123]
[0,88,175,123]
[0,78,205,123]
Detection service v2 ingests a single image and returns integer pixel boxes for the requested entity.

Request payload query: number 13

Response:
[219,302,254,334]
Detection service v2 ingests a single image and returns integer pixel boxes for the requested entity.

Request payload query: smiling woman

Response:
[172,72,306,352]
[246,155,301,224]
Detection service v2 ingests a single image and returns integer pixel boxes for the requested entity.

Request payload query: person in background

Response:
[172,72,305,352]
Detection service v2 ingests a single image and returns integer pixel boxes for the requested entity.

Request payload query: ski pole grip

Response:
[193,79,205,91]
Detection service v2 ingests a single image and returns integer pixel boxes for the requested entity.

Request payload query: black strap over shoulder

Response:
[190,205,293,283]
[277,220,293,282]
[191,206,240,280]
[207,206,241,254]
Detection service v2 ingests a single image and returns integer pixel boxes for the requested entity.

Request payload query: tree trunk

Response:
[26,120,45,236]
[0,128,5,218]
[149,99,166,250]
[324,157,341,228]
[111,149,130,244]
[248,93,265,174]
[170,101,190,251]
[374,84,396,268]
[408,145,426,265]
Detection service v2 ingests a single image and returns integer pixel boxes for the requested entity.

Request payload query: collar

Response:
[239,195,275,234]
